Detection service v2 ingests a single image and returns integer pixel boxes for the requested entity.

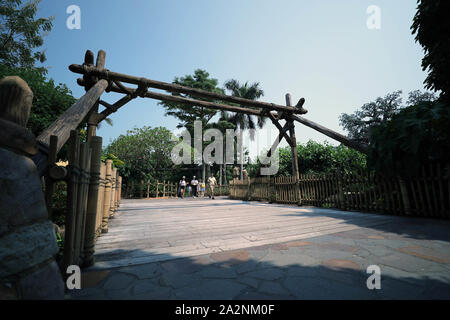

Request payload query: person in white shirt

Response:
[191,176,199,197]
[207,173,217,199]
[179,176,186,198]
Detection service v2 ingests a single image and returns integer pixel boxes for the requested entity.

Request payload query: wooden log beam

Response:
[77,78,267,121]
[266,121,294,158]
[286,94,300,180]
[69,64,306,114]
[33,79,108,175]
[268,113,294,147]
[86,50,106,141]
[291,114,368,154]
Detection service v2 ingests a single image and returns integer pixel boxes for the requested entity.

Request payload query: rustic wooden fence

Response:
[229,164,450,218]
[43,131,122,269]
[123,180,230,198]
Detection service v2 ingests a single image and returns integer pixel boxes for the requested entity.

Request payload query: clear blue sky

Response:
[37,0,427,159]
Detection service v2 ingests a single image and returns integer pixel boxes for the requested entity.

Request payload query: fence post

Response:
[163,180,166,197]
[96,162,106,238]
[73,142,90,266]
[156,180,159,198]
[109,168,117,218]
[63,131,80,269]
[337,173,345,210]
[102,160,112,233]
[82,136,102,267]
[117,175,122,206]
[398,177,411,215]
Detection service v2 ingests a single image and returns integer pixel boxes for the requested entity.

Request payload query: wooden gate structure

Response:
[26,48,368,191]
[66,50,366,176]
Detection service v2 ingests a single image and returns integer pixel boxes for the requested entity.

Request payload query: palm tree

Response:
[223,79,266,179]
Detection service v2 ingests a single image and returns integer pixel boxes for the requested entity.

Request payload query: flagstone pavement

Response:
[68,198,450,300]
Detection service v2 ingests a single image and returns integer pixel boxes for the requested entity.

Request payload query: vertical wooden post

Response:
[285,94,300,205]
[115,172,121,208]
[44,135,58,220]
[109,167,117,218]
[163,180,166,197]
[73,142,89,265]
[96,162,106,237]
[156,180,159,198]
[285,94,300,180]
[146,180,150,198]
[118,175,122,205]
[86,50,106,143]
[82,136,102,267]
[102,160,112,233]
[63,131,80,270]
[398,177,411,215]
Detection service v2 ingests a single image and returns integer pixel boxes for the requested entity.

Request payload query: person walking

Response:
[207,173,217,199]
[200,179,206,197]
[191,176,199,197]
[179,176,186,198]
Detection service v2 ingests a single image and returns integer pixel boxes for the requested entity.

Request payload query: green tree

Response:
[0,0,53,72]
[368,100,450,176]
[158,69,225,180]
[223,79,266,179]
[159,69,224,129]
[248,140,367,177]
[339,90,436,144]
[411,0,450,103]
[339,91,403,143]
[103,126,181,182]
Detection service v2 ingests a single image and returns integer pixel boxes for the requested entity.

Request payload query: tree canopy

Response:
[103,126,182,182]
[223,79,266,135]
[158,69,224,130]
[368,100,450,176]
[411,0,450,103]
[0,0,53,72]
[339,90,436,143]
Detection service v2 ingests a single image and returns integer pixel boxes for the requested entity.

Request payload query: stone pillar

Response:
[0,76,64,299]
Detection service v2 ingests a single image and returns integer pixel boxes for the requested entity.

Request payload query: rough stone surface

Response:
[19,261,64,300]
[102,273,135,290]
[0,148,48,237]
[0,220,58,278]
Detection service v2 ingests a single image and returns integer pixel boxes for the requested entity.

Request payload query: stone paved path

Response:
[69,198,450,299]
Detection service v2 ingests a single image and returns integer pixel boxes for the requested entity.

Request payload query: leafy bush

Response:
[368,101,450,176]
[248,140,367,177]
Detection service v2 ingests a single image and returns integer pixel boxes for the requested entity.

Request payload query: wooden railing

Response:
[123,180,230,198]
[43,131,122,269]
[229,164,450,218]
